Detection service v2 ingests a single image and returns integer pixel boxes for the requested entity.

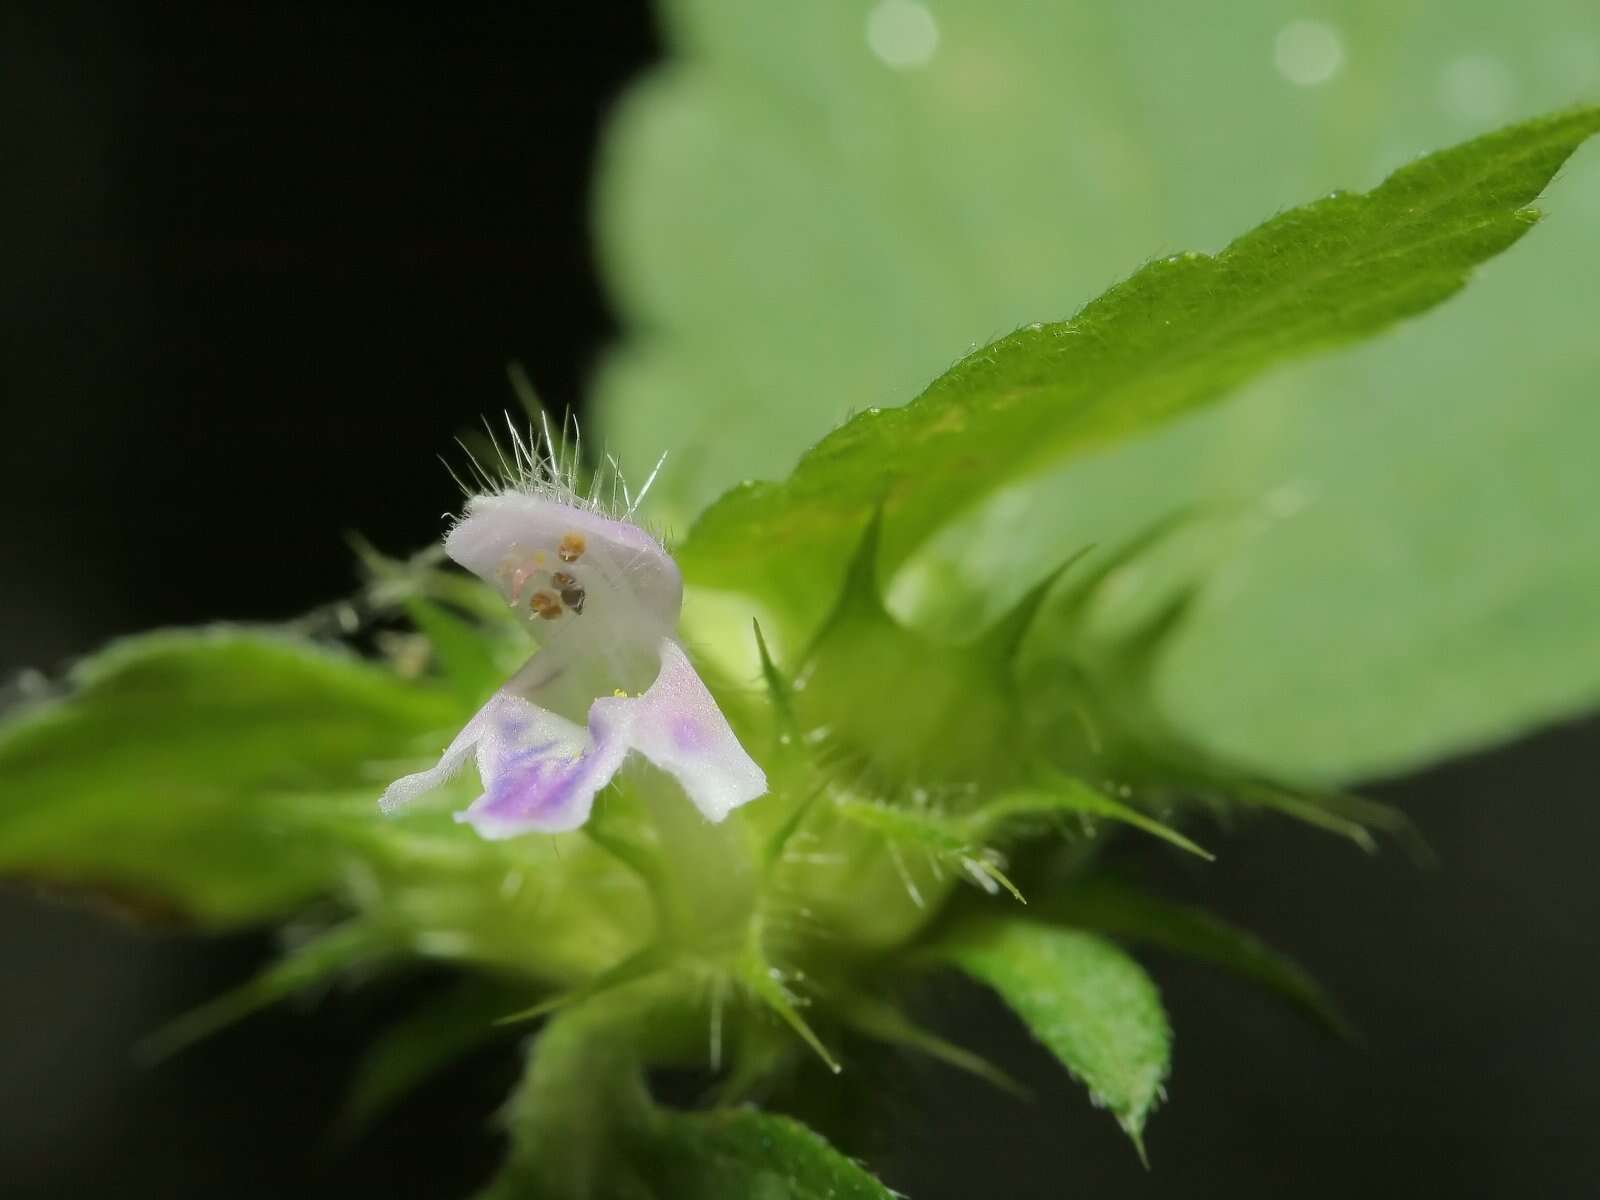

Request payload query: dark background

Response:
[2,4,1595,1197]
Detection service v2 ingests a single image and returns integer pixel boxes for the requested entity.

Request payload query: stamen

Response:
[508,562,535,603]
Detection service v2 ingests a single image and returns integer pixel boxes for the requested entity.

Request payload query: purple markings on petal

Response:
[670,715,708,751]
[458,698,630,839]
[625,641,767,823]
[472,752,588,834]
[380,638,766,838]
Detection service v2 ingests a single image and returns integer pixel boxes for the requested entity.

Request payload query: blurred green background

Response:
[594,0,1600,785]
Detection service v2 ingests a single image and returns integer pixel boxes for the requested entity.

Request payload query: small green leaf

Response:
[1042,877,1354,1040]
[0,629,461,924]
[635,1107,896,1200]
[931,916,1171,1149]
[677,108,1600,642]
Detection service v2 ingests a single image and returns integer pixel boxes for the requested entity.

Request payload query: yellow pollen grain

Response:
[529,590,562,620]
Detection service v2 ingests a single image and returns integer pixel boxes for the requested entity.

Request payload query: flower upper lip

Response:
[447,492,683,648]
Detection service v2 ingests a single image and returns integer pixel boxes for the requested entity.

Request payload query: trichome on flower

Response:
[379,425,766,837]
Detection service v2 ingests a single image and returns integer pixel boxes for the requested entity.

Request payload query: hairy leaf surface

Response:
[933,916,1171,1146]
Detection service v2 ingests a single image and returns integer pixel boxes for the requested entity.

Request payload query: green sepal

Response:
[831,983,1027,1097]
[834,797,1026,902]
[138,922,389,1062]
[791,506,1028,788]
[973,544,1096,668]
[798,505,891,662]
[497,944,674,1027]
[751,619,797,736]
[977,774,1214,862]
[336,974,534,1137]
[737,933,841,1075]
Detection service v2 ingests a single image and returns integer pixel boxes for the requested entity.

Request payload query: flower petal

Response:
[381,639,765,837]
[616,639,768,823]
[456,693,631,838]
[378,699,498,814]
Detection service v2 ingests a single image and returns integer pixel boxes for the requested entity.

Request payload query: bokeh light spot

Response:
[867,0,940,71]
[1438,55,1517,123]
[1274,19,1345,87]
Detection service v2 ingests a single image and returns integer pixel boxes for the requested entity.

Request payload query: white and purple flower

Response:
[380,446,766,838]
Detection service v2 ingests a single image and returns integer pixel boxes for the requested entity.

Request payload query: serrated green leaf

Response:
[635,1107,896,1200]
[598,1,1600,782]
[1041,876,1354,1040]
[931,915,1170,1147]
[0,629,461,924]
[676,108,1600,635]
